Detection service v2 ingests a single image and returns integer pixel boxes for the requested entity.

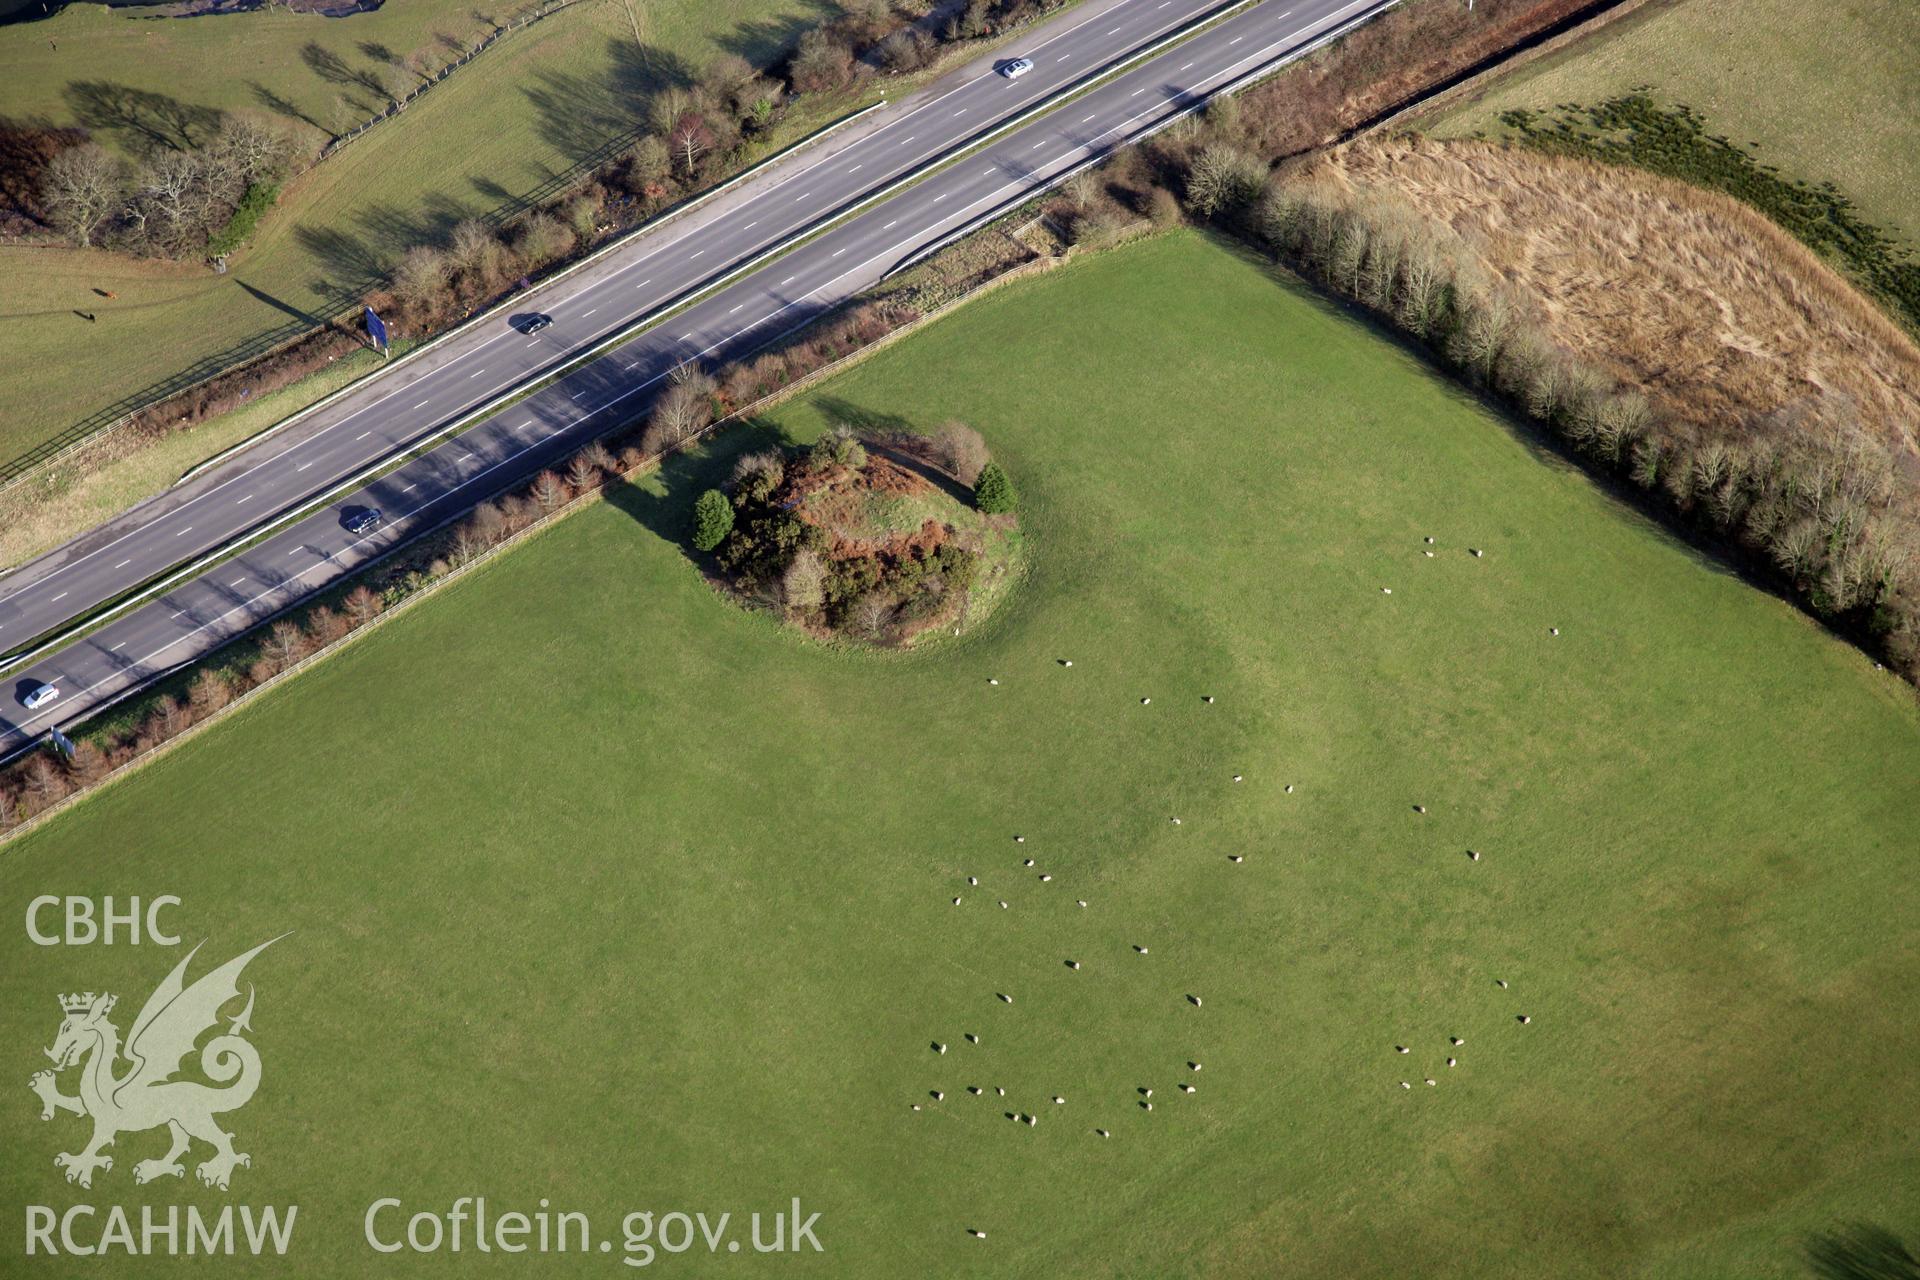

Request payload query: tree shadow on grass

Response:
[1804,1224,1920,1279]
[520,37,695,164]
[602,417,792,566]
[712,0,838,67]
[64,81,224,154]
[301,40,388,100]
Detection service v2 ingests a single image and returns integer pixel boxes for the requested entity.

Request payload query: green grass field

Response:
[1424,0,1920,240]
[4,231,1918,1277]
[0,0,830,463]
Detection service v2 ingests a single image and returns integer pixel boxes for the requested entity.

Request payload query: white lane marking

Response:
[414,399,431,409]
[832,247,847,257]
[286,547,302,557]
[849,164,862,172]
[935,192,948,201]
[296,462,312,472]
[111,642,126,652]
[795,192,810,201]
[1181,61,1194,70]
[743,222,757,230]
[636,278,652,286]
[527,339,540,347]
[884,220,898,229]
[690,249,704,259]
[680,332,696,341]
[1031,140,1048,150]
[516,422,534,432]
[1082,113,1097,122]
[357,431,371,440]
[456,453,475,464]
[1132,86,1146,95]
[570,391,591,400]
[901,136,915,144]
[1057,54,1070,61]
[229,577,245,587]
[402,484,418,493]
[1108,26,1121,34]
[729,304,744,314]
[1229,35,1243,44]
[953,109,967,116]
[175,527,193,537]
[583,308,597,317]
[236,494,253,503]
[171,610,189,621]
[50,592,67,603]
[113,560,130,570]
[469,368,485,378]
[781,276,796,285]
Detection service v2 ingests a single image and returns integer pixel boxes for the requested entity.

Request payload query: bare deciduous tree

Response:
[531,469,570,512]
[343,585,384,628]
[40,143,126,246]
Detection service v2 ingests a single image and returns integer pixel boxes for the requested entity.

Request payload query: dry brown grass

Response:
[1312,135,1920,464]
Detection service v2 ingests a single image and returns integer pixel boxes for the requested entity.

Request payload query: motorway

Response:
[0,0,1393,756]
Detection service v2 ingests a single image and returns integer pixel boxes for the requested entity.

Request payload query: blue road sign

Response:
[364,306,390,350]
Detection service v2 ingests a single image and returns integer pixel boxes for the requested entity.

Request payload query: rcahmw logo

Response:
[23,936,299,1258]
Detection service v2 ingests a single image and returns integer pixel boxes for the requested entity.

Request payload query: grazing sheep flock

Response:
[919,535,1544,1242]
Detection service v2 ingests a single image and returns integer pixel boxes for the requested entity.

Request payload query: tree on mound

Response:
[700,423,1019,645]
[973,461,1016,514]
[691,489,734,552]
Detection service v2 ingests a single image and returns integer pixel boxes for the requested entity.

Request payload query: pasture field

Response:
[3,231,1918,1277]
[0,0,830,463]
[1424,0,1920,240]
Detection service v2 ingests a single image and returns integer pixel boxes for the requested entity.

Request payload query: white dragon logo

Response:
[28,936,285,1191]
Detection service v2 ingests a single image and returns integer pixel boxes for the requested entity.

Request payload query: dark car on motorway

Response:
[517,313,554,334]
[344,508,384,536]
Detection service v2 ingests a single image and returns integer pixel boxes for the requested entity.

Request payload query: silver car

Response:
[1002,57,1035,79]
[21,680,60,711]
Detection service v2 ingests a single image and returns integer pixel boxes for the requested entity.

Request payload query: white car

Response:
[21,680,60,711]
[1002,57,1035,79]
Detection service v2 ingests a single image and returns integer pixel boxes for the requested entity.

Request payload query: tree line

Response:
[40,119,301,257]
